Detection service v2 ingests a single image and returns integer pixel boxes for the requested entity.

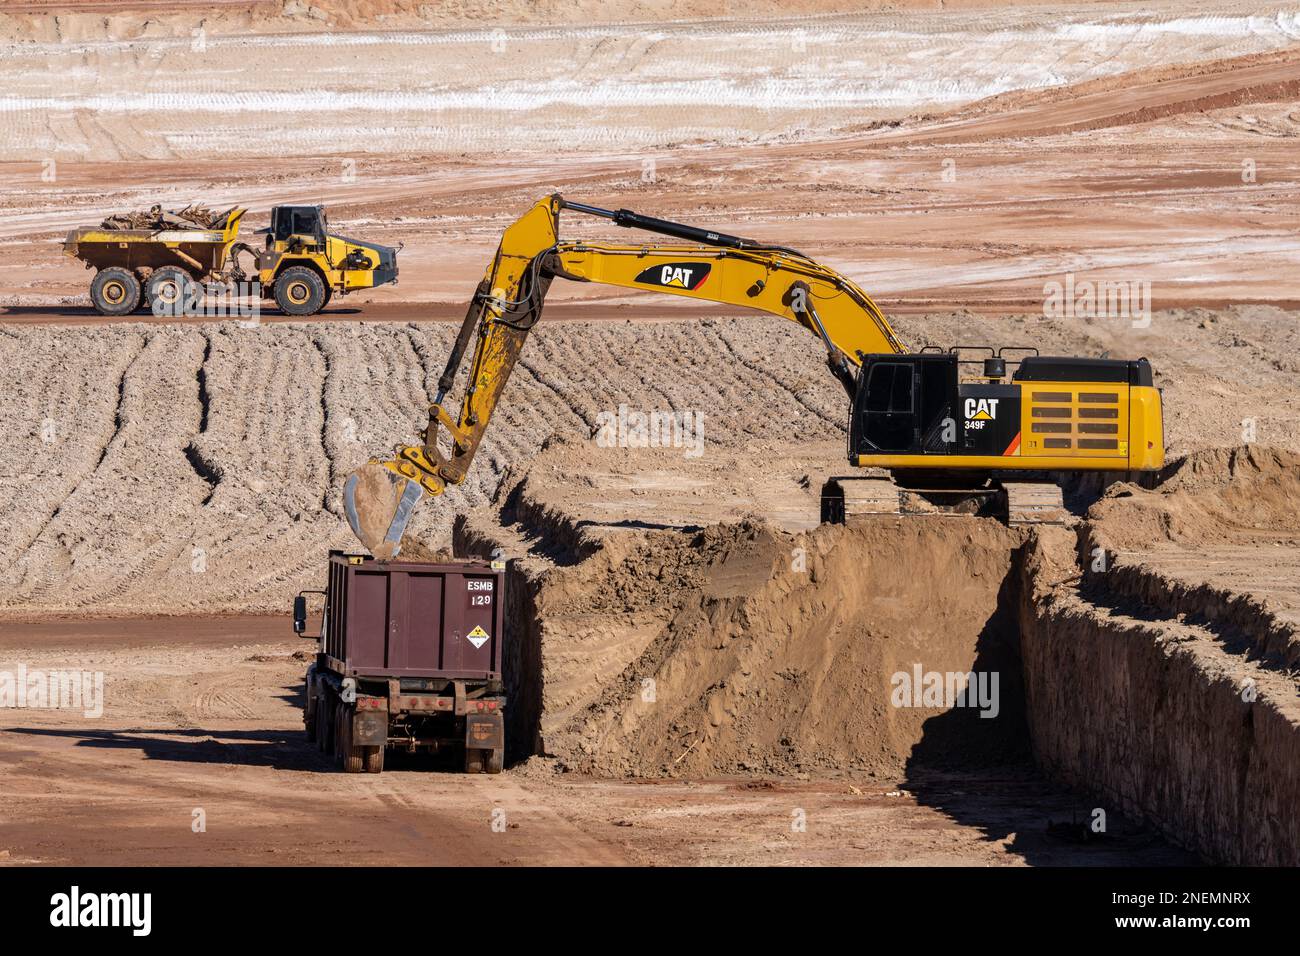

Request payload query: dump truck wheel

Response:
[90,267,141,317]
[337,704,365,773]
[463,748,483,774]
[483,747,504,774]
[146,266,198,318]
[317,692,334,753]
[274,266,326,316]
[303,674,316,740]
[362,745,384,774]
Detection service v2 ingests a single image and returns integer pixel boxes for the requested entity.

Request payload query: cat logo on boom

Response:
[964,397,999,430]
[633,262,711,291]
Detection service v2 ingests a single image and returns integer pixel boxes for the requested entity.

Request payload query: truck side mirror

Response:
[293,595,307,634]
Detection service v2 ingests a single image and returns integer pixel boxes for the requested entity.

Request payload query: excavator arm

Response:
[344,194,904,557]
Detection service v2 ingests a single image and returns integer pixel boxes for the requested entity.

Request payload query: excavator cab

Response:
[852,353,959,456]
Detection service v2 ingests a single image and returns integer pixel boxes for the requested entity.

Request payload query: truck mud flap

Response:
[465,711,504,751]
[352,710,388,747]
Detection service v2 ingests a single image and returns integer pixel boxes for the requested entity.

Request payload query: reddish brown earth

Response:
[2,1,1297,866]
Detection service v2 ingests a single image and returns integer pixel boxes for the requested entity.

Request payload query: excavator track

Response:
[822,476,901,522]
[823,476,1068,526]
[1000,481,1069,526]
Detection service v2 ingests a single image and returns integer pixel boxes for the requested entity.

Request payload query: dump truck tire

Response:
[363,746,384,774]
[274,266,326,316]
[336,704,365,774]
[90,267,142,317]
[464,746,501,774]
[146,266,198,319]
[317,691,334,753]
[303,670,318,742]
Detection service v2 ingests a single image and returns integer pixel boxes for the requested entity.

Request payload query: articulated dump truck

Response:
[64,203,398,317]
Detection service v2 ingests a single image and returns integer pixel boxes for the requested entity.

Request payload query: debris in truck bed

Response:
[100,203,229,231]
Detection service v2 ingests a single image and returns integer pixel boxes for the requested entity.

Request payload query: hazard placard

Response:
[466,625,490,649]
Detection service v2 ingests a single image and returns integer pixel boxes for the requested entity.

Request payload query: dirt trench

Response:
[455,444,1300,864]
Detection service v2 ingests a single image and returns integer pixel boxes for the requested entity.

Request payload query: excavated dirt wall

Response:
[458,444,1300,863]
[1017,528,1300,865]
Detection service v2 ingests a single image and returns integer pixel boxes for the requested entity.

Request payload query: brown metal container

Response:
[322,553,504,681]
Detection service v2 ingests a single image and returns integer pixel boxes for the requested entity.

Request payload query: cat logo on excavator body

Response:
[965,397,999,421]
[633,261,711,290]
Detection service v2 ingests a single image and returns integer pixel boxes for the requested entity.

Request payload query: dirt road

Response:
[0,615,1193,865]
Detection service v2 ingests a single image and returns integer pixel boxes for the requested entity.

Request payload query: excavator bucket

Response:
[343,463,423,560]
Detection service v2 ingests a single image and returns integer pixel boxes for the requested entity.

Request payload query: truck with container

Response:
[294,551,506,774]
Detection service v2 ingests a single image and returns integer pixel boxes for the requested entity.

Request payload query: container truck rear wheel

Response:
[317,691,334,753]
[90,267,142,317]
[464,746,503,774]
[362,745,384,774]
[336,704,365,773]
[303,670,319,742]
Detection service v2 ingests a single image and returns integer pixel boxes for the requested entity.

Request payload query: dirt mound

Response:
[1088,445,1300,550]
[464,503,1029,779]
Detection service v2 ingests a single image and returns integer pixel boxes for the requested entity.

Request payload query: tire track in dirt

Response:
[309,334,338,515]
[183,331,220,505]
[0,331,146,584]
[3,329,210,608]
[706,321,844,432]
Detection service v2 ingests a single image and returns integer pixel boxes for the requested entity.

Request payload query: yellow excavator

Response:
[344,195,1164,557]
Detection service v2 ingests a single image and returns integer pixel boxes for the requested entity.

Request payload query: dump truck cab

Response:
[258,204,399,316]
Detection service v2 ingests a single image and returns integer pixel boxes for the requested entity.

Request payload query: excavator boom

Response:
[344,194,902,555]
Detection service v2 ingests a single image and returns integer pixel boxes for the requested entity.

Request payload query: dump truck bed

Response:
[320,552,504,681]
[63,208,245,278]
